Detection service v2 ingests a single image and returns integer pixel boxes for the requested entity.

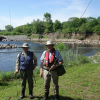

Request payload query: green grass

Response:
[0,63,100,100]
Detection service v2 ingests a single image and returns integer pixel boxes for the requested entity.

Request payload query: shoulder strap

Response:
[31,51,33,59]
[19,52,22,58]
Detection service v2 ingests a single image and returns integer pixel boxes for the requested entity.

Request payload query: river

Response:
[0,41,100,72]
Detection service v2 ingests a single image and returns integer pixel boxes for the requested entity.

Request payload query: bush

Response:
[0,67,40,82]
[0,70,20,82]
[78,54,92,64]
[55,42,92,67]
[55,42,66,51]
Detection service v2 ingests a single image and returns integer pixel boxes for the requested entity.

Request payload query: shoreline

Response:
[1,35,100,46]
[28,38,100,46]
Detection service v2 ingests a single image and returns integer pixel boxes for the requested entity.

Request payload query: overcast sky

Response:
[0,0,100,30]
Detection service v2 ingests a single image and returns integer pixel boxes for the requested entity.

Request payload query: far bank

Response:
[0,34,100,46]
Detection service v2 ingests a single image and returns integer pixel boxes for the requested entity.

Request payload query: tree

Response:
[23,24,32,36]
[53,20,62,32]
[5,25,13,32]
[43,12,53,33]
[79,18,87,25]
[44,12,51,22]
[79,22,93,34]
[32,19,44,34]
[62,27,74,34]
[68,17,80,27]
[13,26,24,35]
[97,16,100,24]
[79,23,87,34]
[87,17,95,21]
[94,25,100,34]
[62,21,69,29]
[87,17,98,27]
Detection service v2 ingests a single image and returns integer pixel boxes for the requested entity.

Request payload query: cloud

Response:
[0,0,95,29]
[0,14,44,29]
[51,0,91,22]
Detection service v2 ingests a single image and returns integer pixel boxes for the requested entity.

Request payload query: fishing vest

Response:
[19,51,33,70]
[44,48,58,67]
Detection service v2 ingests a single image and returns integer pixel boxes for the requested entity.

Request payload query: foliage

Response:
[79,17,87,25]
[54,42,66,51]
[78,54,92,64]
[79,21,94,34]
[54,42,92,67]
[0,70,20,82]
[5,25,13,32]
[62,27,74,34]
[97,16,100,24]
[60,49,92,67]
[68,17,80,27]
[92,52,100,62]
[1,13,100,36]
[53,20,62,32]
[43,12,53,33]
[93,25,100,34]
[32,19,44,34]
[31,34,40,39]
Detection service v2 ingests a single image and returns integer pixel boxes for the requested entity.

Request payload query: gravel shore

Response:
[2,35,100,46]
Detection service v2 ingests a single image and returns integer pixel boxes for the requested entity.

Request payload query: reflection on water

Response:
[0,41,100,72]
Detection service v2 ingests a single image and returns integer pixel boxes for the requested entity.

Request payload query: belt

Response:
[43,66,56,71]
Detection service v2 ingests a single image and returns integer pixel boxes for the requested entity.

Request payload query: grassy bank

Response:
[0,63,100,100]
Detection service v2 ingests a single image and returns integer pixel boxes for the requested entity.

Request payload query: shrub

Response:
[55,42,66,51]
[54,42,92,67]
[78,54,92,64]
[0,70,20,82]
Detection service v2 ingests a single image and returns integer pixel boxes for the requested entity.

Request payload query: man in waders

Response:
[14,43,37,99]
[40,41,63,100]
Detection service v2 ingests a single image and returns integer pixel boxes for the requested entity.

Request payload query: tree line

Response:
[0,12,100,37]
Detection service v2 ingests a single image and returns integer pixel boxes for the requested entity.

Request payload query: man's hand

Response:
[40,61,43,77]
[40,72,43,77]
[50,65,56,70]
[14,71,18,75]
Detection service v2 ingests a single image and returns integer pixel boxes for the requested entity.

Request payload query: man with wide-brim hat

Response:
[21,43,30,48]
[14,43,37,99]
[40,41,63,100]
[45,41,54,46]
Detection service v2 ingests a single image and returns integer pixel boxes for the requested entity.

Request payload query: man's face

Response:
[22,47,29,52]
[46,45,53,52]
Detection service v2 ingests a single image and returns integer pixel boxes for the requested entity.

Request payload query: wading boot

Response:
[42,93,49,100]
[55,95,59,100]
[20,90,25,99]
[29,90,34,99]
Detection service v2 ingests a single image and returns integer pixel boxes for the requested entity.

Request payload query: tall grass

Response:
[0,70,20,82]
[55,42,92,67]
[0,67,40,82]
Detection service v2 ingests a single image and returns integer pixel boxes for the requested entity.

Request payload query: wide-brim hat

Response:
[21,43,29,48]
[45,41,54,46]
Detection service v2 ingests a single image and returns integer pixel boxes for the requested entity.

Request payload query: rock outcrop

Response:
[2,35,28,41]
[0,36,6,41]
[0,43,17,49]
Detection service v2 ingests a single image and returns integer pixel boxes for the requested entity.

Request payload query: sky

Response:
[0,0,100,30]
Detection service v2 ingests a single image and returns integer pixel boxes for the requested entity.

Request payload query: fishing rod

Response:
[15,75,20,100]
[46,49,63,78]
[9,6,20,100]
[80,0,92,18]
[71,0,93,35]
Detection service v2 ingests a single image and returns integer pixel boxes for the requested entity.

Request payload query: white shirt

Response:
[40,50,63,62]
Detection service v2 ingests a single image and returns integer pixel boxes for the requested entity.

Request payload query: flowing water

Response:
[0,41,100,72]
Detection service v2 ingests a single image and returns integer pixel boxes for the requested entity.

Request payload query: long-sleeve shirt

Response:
[15,51,37,72]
